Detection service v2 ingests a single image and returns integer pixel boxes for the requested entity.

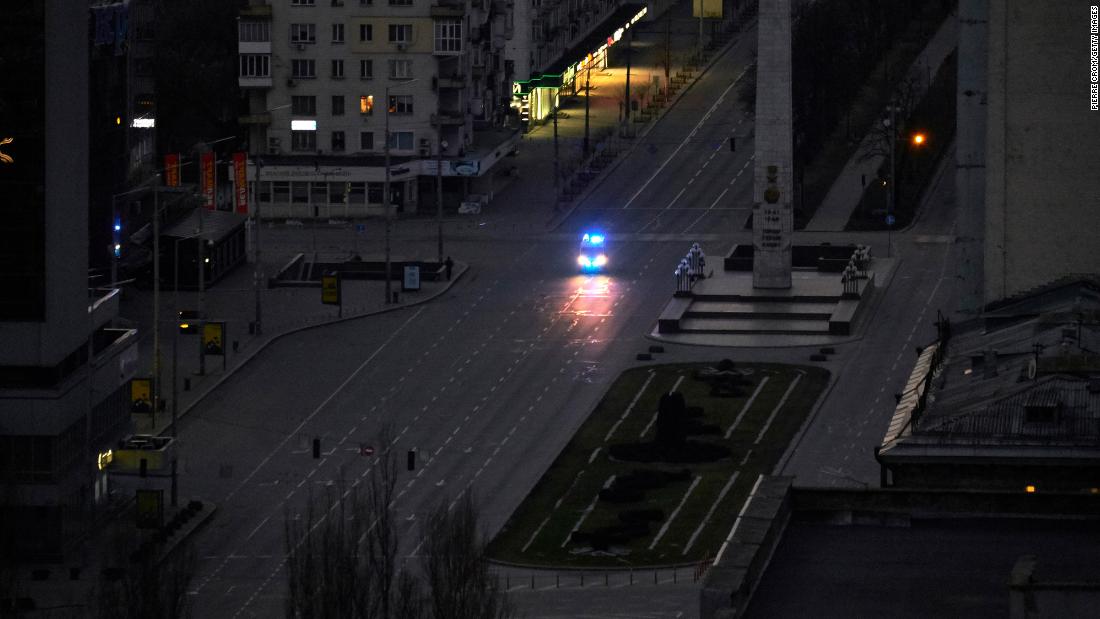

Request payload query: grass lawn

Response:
[488,362,829,568]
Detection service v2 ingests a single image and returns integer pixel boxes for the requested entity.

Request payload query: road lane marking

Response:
[621,66,749,210]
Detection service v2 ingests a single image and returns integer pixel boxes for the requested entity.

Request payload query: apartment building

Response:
[0,2,139,560]
[238,0,521,219]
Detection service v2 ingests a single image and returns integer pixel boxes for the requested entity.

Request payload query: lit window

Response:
[388,94,413,115]
[360,95,374,115]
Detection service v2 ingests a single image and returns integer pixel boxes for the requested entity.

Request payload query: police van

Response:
[577,232,608,272]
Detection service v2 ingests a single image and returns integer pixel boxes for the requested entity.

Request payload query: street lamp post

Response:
[884,99,901,259]
[436,113,444,264]
[253,156,264,335]
[384,79,419,304]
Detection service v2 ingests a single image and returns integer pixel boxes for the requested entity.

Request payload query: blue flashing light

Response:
[589,234,604,245]
[114,244,121,258]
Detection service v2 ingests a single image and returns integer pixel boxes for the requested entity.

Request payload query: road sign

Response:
[322,274,341,305]
[403,265,421,291]
[885,214,896,226]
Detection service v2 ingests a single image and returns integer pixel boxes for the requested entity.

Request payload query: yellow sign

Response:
[203,322,225,356]
[322,274,341,305]
[692,0,722,18]
[97,449,113,471]
[131,378,152,413]
[0,137,12,164]
[136,489,163,529]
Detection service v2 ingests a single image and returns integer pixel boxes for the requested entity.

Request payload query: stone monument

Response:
[751,0,793,289]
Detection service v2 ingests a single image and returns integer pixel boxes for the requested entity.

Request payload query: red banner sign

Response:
[233,152,249,214]
[200,152,215,210]
[164,153,180,187]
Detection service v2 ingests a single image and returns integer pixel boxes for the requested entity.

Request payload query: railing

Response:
[491,562,713,591]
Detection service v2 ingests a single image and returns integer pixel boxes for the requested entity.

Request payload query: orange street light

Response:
[911,132,926,146]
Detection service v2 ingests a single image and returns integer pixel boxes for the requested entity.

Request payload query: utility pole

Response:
[886,98,899,259]
[384,85,393,304]
[253,156,263,335]
[665,8,672,93]
[152,174,161,430]
[583,65,592,156]
[624,27,633,132]
[553,94,560,199]
[435,114,444,264]
[197,204,206,375]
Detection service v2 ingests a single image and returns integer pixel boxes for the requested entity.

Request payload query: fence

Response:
[492,561,713,592]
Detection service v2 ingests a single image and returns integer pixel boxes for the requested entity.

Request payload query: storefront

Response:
[247,159,420,219]
[512,4,648,126]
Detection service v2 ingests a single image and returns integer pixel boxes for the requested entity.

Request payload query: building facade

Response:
[0,2,139,560]
[238,0,521,219]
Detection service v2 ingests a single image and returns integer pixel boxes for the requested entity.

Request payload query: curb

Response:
[166,263,469,430]
[488,557,705,573]
[547,15,759,232]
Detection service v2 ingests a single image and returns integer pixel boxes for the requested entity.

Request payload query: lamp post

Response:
[384,78,419,304]
[883,99,901,258]
[436,112,444,264]
[250,103,290,336]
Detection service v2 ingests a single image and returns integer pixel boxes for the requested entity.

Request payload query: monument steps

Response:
[677,317,832,335]
[686,300,835,320]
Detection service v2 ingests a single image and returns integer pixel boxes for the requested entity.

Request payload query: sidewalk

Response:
[803,16,957,232]
[482,0,751,230]
[120,252,467,437]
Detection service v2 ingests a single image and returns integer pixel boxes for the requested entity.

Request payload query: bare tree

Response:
[421,492,515,619]
[857,70,927,164]
[92,532,196,619]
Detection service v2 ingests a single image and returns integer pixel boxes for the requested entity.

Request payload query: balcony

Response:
[431,112,465,126]
[239,112,273,125]
[430,3,464,16]
[240,4,273,18]
[437,75,465,89]
[239,76,274,89]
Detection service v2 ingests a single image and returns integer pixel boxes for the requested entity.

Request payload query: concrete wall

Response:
[954,0,987,316]
[983,0,1100,304]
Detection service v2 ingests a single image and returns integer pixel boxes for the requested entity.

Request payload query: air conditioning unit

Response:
[396,42,408,52]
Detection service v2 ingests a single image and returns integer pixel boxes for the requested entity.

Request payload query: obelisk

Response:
[751,0,793,289]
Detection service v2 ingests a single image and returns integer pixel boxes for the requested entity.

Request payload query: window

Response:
[331,59,344,78]
[311,182,327,204]
[332,131,346,151]
[291,59,317,78]
[390,0,413,5]
[360,131,374,150]
[332,23,345,43]
[388,131,414,149]
[239,54,271,77]
[360,59,373,79]
[388,24,412,43]
[332,95,345,115]
[368,182,384,203]
[291,181,310,202]
[434,19,461,53]
[292,130,317,151]
[359,24,373,41]
[388,94,413,114]
[292,95,317,115]
[273,181,291,202]
[388,59,412,79]
[360,95,374,114]
[329,182,346,204]
[290,23,317,43]
[360,0,372,4]
[239,21,270,42]
[291,0,316,5]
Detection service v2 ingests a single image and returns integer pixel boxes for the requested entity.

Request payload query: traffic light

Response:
[178,310,200,335]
